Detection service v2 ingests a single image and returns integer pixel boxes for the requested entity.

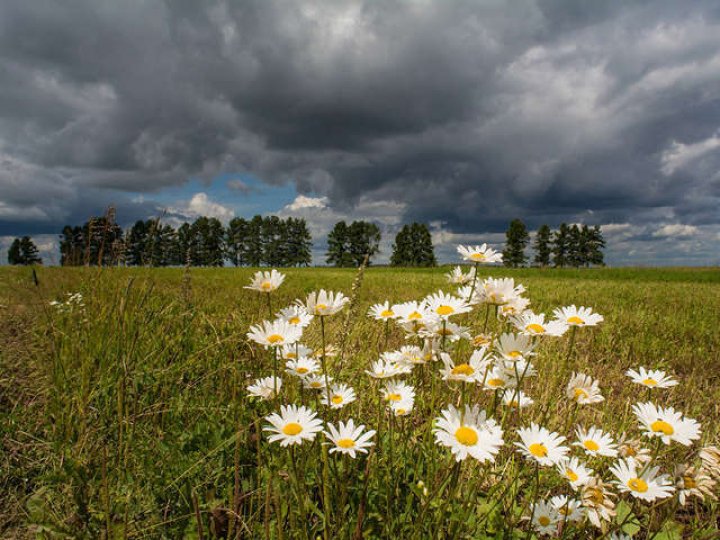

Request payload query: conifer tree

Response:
[7,238,22,265]
[285,218,312,266]
[226,217,249,266]
[326,221,353,267]
[533,224,552,267]
[347,221,381,266]
[552,223,570,268]
[390,222,436,267]
[19,236,42,265]
[568,224,583,267]
[502,218,530,267]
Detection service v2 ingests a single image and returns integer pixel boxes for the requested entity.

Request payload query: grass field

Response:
[1,265,719,538]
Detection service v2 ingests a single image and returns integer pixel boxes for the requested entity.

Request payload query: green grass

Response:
[1,266,719,538]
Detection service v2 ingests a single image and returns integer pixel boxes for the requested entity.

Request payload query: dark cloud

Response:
[1,0,719,263]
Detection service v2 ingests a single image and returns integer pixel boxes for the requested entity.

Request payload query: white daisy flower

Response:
[457,244,503,264]
[320,383,356,409]
[495,332,536,361]
[516,423,569,466]
[626,367,678,389]
[303,374,332,390]
[247,376,283,401]
[574,426,618,458]
[502,358,537,381]
[325,419,376,458]
[392,301,430,325]
[439,350,492,384]
[300,289,349,316]
[610,459,675,502]
[365,358,408,379]
[368,301,399,321]
[566,372,604,405]
[581,477,616,528]
[527,500,558,536]
[633,402,701,446]
[550,495,585,522]
[556,457,593,490]
[433,404,504,463]
[247,320,302,348]
[498,296,531,319]
[285,357,320,378]
[244,269,285,293]
[482,365,517,391]
[456,285,482,305]
[501,389,534,409]
[390,396,415,417]
[513,312,568,337]
[424,290,472,320]
[478,277,525,306]
[674,464,716,506]
[279,344,313,360]
[552,305,604,327]
[419,320,471,342]
[264,404,323,447]
[276,306,314,328]
[383,381,415,404]
[445,265,476,285]
[394,345,426,366]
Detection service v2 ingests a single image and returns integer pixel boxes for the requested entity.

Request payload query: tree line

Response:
[502,219,606,268]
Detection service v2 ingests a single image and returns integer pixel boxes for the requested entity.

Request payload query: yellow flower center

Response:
[451,363,475,376]
[651,420,674,436]
[642,378,657,386]
[289,316,301,325]
[337,438,355,448]
[588,488,605,505]
[395,408,406,415]
[285,352,297,359]
[470,252,486,261]
[528,442,548,458]
[566,469,579,482]
[310,381,322,388]
[408,311,423,320]
[296,367,308,374]
[315,303,328,313]
[508,350,522,358]
[386,393,402,402]
[261,281,272,290]
[380,309,394,317]
[282,422,303,436]
[567,316,584,324]
[508,400,519,407]
[624,446,638,457]
[683,475,697,489]
[583,440,600,452]
[573,387,588,400]
[455,426,478,446]
[538,515,551,526]
[526,323,545,334]
[487,378,505,388]
[267,334,284,344]
[436,305,455,316]
[558,506,571,516]
[474,335,491,347]
[331,395,344,405]
[627,478,648,493]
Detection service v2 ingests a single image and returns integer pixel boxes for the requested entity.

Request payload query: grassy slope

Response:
[1,266,719,537]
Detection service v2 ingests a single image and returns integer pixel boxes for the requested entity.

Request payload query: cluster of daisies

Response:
[243,245,719,537]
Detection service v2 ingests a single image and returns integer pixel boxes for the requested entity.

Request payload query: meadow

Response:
[1,262,719,539]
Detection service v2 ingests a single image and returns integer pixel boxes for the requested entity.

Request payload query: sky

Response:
[1,0,719,266]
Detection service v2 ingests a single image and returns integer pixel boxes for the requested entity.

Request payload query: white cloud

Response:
[168,192,234,223]
[284,195,329,212]
[652,223,699,238]
[661,132,720,175]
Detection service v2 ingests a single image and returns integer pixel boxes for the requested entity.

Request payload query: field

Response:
[1,265,719,538]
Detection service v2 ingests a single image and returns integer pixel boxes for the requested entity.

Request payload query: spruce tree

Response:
[347,221,381,266]
[126,220,148,265]
[568,224,583,267]
[7,238,22,265]
[19,236,42,265]
[226,217,249,266]
[533,224,552,267]
[587,225,606,266]
[326,221,353,267]
[245,215,264,267]
[286,218,312,266]
[502,219,530,267]
[552,223,570,268]
[390,223,436,267]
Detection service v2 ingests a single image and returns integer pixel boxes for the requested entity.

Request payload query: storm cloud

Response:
[1,0,719,264]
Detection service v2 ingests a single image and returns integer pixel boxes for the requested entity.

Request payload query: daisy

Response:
[550,495,584,523]
[516,424,569,466]
[456,285,482,305]
[552,305,603,327]
[439,350,491,384]
[633,402,701,446]
[424,290,472,320]
[479,278,525,306]
[501,389,534,409]
[365,358,407,379]
[502,358,537,381]
[498,296,531,319]
[280,344,313,360]
[674,463,716,505]
[325,419,376,458]
[617,433,652,465]
[445,265,476,285]
[495,332,536,361]
[610,459,674,502]
[264,404,323,447]
[383,381,415,404]
[700,446,720,479]
[574,426,618,458]
[320,383,356,409]
[368,301,399,321]
[434,404,504,463]
[457,243,503,264]
[285,357,320,378]
[513,312,568,337]
[392,301,430,325]
[247,376,283,401]
[626,367,678,389]
[566,372,604,405]
[303,374,332,390]
[482,365,516,391]
[527,500,558,536]
[581,477,616,528]
[244,269,285,293]
[472,333,494,348]
[276,305,314,328]
[556,457,593,490]
[301,290,349,316]
[390,396,415,417]
[247,320,302,348]
[419,320,471,342]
